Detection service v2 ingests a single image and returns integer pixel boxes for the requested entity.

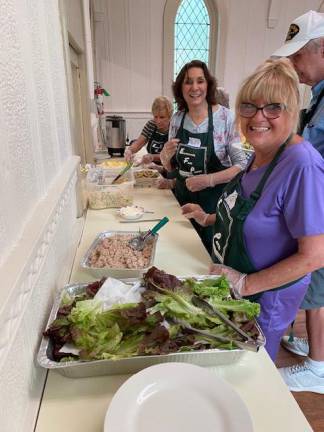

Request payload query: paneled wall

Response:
[93,0,165,139]
[93,0,322,138]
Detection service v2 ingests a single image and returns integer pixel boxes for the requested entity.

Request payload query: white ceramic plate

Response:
[118,206,144,220]
[104,362,253,432]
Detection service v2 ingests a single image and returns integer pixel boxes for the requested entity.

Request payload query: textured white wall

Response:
[0,1,81,431]
[0,0,73,265]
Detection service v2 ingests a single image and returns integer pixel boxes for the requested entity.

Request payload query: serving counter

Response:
[35,187,312,432]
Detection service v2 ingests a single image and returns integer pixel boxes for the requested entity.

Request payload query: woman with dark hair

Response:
[160,60,246,253]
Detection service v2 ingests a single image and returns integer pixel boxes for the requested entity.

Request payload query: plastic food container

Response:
[80,230,158,278]
[86,167,134,209]
[133,168,161,188]
[37,277,266,378]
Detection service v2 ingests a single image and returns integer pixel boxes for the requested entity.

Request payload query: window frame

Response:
[163,0,222,99]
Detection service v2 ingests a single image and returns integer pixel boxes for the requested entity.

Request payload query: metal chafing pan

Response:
[37,277,266,378]
[80,230,158,278]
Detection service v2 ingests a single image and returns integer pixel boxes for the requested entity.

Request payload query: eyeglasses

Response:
[239,103,286,119]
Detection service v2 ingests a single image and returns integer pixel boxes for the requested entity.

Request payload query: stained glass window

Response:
[174,0,210,78]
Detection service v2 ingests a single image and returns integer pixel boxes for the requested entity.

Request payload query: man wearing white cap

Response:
[273,10,324,394]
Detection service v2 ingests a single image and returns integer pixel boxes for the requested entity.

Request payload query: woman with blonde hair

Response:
[182,58,324,360]
[125,96,173,166]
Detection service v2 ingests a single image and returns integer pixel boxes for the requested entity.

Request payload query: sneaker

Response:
[281,336,309,357]
[279,361,324,393]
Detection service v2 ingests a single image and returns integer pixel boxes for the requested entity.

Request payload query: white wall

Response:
[221,0,320,105]
[93,0,322,138]
[0,0,72,264]
[0,1,82,431]
[93,0,166,139]
[65,0,85,50]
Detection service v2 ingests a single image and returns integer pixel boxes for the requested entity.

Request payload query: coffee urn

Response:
[106,115,126,156]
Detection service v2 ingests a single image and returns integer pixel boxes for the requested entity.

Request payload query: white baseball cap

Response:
[273,10,324,57]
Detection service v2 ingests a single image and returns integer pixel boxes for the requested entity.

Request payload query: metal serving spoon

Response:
[129,217,169,250]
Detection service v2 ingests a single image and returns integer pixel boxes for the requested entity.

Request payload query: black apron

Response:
[174,105,228,254]
[146,126,168,154]
[212,137,299,301]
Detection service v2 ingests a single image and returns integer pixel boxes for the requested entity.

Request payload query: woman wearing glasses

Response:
[182,58,324,360]
[160,60,246,254]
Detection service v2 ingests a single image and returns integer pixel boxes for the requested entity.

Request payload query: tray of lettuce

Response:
[37,267,265,378]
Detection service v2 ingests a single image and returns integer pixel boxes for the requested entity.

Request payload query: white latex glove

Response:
[156,178,175,189]
[147,162,164,174]
[141,153,154,165]
[160,139,180,169]
[209,263,247,298]
[181,203,210,226]
[185,174,211,192]
[124,148,134,162]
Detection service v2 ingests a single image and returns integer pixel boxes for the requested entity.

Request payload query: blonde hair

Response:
[151,96,173,118]
[235,58,300,129]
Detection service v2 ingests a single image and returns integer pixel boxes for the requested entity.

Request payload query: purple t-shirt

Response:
[242,140,324,269]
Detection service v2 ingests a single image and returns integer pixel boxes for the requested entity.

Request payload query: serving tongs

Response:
[147,281,260,352]
[169,317,259,352]
[111,161,133,184]
[129,216,169,250]
[191,296,260,352]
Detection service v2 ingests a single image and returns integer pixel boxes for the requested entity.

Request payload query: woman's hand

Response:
[160,139,180,170]
[141,153,154,165]
[181,203,210,226]
[146,162,164,173]
[209,264,246,298]
[156,178,175,189]
[185,174,211,192]
[124,148,134,162]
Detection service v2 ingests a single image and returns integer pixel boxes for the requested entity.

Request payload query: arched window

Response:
[174,0,210,78]
[163,0,222,99]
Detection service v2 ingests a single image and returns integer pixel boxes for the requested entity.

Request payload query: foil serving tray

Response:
[37,277,266,378]
[80,230,158,278]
